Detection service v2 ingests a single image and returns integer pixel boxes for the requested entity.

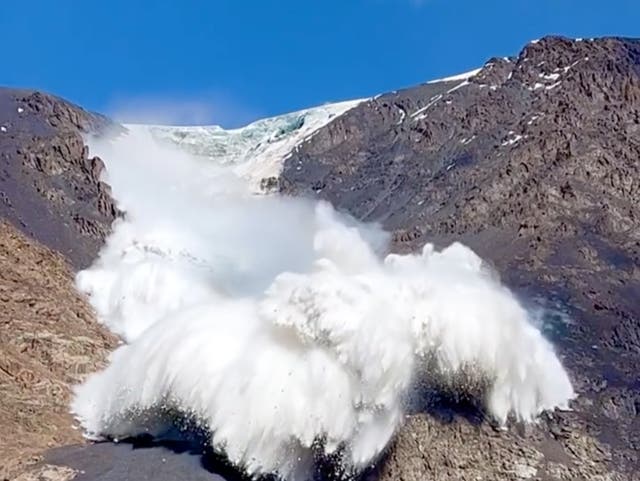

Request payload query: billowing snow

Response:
[130,99,363,191]
[72,90,576,481]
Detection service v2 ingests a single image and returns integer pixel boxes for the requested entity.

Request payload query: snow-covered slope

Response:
[128,99,363,191]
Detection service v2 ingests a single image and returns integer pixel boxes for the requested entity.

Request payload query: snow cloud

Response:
[106,92,261,127]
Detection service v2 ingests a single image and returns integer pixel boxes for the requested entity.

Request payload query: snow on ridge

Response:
[427,68,482,84]
[129,99,364,192]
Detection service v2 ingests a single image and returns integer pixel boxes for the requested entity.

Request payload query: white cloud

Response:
[106,91,261,128]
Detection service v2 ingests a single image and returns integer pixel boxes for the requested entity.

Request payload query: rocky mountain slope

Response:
[0,221,116,480]
[279,36,640,479]
[1,35,639,481]
[0,90,120,479]
[0,88,119,268]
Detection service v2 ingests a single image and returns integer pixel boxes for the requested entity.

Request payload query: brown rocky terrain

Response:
[0,90,120,479]
[0,221,117,480]
[280,36,640,479]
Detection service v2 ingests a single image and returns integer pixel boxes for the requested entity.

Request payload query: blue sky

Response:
[1,0,638,126]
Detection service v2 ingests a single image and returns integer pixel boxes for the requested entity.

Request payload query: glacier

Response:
[128,99,363,191]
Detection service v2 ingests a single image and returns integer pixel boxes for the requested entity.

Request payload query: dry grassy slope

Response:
[0,221,116,480]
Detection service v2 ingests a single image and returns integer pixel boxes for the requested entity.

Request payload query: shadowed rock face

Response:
[280,36,640,479]
[0,88,120,268]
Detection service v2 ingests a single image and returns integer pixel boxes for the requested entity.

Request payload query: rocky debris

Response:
[375,413,628,481]
[0,88,121,268]
[280,36,640,479]
[0,221,117,480]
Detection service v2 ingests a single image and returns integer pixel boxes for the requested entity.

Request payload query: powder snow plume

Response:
[72,123,575,480]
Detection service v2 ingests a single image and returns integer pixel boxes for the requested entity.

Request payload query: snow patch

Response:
[446,80,471,94]
[502,134,523,146]
[411,94,442,120]
[539,72,560,81]
[427,68,482,84]
[527,115,540,125]
[396,105,407,124]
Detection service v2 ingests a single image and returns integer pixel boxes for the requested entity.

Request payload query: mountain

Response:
[1,35,639,480]
[0,88,119,269]
[277,35,640,479]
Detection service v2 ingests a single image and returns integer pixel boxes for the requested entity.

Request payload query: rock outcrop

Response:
[0,88,120,268]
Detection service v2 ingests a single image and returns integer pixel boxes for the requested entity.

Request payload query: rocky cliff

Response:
[0,88,119,268]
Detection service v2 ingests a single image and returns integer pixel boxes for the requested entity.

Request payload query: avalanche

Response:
[72,101,575,481]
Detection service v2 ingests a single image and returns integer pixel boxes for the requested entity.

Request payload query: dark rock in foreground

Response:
[0,88,120,268]
[44,441,235,481]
